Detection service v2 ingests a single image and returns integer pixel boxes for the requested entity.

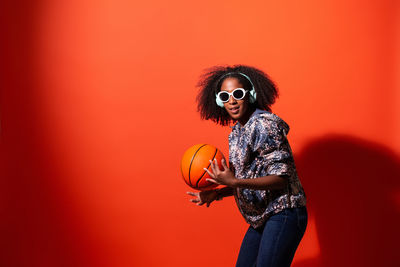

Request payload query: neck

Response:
[238,106,256,127]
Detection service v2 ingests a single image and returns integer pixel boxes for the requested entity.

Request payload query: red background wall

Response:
[1,0,399,266]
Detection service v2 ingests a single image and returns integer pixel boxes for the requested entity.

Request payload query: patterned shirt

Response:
[229,109,306,228]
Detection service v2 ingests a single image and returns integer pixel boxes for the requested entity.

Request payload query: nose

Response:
[228,95,237,104]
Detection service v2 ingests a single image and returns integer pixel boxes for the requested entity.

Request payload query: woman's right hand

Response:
[186,189,220,207]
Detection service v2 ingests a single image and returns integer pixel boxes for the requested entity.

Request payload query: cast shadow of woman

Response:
[293,134,400,267]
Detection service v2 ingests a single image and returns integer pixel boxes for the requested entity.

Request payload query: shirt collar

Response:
[230,108,270,129]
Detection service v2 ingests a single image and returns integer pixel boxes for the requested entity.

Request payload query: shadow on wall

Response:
[293,134,400,267]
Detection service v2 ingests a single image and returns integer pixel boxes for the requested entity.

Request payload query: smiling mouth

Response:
[230,106,240,114]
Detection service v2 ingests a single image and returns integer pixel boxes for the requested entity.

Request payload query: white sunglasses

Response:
[216,88,249,103]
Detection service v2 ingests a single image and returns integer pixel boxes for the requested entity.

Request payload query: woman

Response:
[187,65,307,267]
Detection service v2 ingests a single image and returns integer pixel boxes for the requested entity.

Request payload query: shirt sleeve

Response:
[250,117,293,177]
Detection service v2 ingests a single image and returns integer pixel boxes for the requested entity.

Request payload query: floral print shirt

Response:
[229,109,306,228]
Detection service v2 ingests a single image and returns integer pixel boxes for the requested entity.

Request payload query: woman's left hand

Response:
[204,158,237,187]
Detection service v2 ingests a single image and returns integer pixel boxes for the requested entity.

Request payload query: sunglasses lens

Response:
[218,92,230,102]
[233,89,245,100]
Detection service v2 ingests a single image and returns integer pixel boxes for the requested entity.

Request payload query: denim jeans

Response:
[236,207,308,267]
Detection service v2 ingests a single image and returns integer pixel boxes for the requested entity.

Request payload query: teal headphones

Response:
[215,72,257,108]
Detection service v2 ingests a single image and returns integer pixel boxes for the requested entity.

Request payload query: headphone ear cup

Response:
[216,95,225,107]
[249,90,257,103]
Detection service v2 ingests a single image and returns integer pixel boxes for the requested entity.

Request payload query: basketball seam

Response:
[195,148,218,189]
[188,144,207,186]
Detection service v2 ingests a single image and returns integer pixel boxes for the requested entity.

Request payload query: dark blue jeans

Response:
[236,207,308,267]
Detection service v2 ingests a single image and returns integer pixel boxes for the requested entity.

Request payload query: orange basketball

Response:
[181,144,226,191]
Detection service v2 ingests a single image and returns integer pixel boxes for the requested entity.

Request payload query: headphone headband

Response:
[219,72,255,91]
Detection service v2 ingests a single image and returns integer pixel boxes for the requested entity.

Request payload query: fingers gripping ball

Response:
[181,144,226,191]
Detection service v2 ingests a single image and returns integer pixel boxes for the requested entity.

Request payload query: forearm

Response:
[232,175,288,191]
[215,186,234,199]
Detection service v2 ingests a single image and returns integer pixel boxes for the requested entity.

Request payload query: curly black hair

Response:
[196,64,279,126]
